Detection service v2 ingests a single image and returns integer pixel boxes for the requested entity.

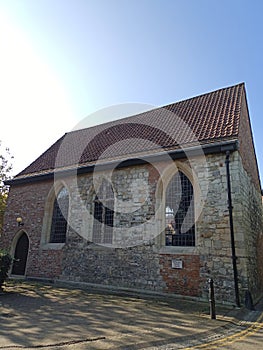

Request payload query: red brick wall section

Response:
[28,249,63,279]
[159,254,201,296]
[1,180,63,279]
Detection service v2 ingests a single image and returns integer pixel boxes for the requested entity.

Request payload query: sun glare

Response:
[0,11,75,174]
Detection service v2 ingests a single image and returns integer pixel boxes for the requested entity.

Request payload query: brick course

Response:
[159,254,201,296]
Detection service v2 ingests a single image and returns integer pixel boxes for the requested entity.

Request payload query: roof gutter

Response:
[6,139,239,186]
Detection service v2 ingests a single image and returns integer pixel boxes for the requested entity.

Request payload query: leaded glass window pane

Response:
[165,171,195,246]
[50,187,69,243]
[93,179,114,244]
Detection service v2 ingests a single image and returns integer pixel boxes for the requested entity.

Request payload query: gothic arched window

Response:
[50,187,69,243]
[165,171,195,246]
[93,179,114,244]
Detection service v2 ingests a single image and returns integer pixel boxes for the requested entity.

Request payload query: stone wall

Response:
[1,150,262,303]
[196,151,263,303]
[61,159,201,294]
[61,235,163,291]
[238,91,261,192]
[257,229,263,293]
[234,152,263,301]
[192,152,239,302]
[237,92,263,300]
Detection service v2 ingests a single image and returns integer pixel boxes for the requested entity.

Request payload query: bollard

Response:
[208,278,216,319]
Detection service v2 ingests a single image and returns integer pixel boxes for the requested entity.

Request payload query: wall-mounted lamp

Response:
[16,217,24,227]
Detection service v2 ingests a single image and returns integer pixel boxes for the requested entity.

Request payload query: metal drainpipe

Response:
[225,151,241,307]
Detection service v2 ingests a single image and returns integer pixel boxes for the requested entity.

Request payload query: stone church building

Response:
[2,83,263,304]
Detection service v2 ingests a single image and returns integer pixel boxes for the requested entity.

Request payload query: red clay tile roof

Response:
[17,83,244,177]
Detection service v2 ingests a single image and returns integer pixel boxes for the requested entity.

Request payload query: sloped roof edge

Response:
[6,139,239,186]
[13,82,244,182]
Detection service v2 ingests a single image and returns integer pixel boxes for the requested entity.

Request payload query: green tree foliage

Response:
[0,141,13,235]
[0,249,12,290]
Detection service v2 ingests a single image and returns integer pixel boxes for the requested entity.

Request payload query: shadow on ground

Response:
[0,281,243,350]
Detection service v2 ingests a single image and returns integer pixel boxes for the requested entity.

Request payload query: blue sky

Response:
[0,0,263,182]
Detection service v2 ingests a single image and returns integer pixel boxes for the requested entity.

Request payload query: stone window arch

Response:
[92,179,114,244]
[49,187,69,243]
[41,183,70,247]
[165,170,195,247]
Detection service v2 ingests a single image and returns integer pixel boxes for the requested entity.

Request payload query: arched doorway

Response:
[11,232,29,276]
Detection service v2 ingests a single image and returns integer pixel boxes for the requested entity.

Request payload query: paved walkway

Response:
[0,281,261,349]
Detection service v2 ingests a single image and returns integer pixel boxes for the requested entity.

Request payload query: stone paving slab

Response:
[0,281,256,350]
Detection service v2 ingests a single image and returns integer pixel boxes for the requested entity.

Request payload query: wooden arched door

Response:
[11,232,29,275]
